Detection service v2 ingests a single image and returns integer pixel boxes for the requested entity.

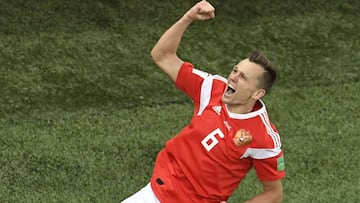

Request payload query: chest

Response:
[189,105,260,161]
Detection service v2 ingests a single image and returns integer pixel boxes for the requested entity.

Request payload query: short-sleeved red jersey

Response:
[150,62,285,203]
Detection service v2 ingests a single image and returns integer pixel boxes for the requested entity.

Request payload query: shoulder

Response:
[211,75,227,92]
[254,112,281,149]
[247,101,281,148]
[214,74,227,83]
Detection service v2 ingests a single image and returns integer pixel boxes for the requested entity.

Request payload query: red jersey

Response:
[150,62,285,203]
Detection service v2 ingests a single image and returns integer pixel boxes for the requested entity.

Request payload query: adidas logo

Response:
[212,106,222,116]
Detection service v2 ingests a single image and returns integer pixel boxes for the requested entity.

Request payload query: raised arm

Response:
[150,0,215,82]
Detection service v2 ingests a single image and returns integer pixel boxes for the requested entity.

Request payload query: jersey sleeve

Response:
[175,62,210,103]
[252,150,286,182]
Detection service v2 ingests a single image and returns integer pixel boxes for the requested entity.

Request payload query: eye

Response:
[239,73,247,80]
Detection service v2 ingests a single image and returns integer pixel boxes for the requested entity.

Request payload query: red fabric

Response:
[151,62,285,203]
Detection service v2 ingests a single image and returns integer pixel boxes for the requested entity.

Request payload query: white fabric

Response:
[121,183,160,203]
[197,74,214,116]
[260,112,281,148]
[196,73,228,116]
[240,147,281,159]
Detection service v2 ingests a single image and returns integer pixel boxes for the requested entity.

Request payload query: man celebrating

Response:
[122,0,285,202]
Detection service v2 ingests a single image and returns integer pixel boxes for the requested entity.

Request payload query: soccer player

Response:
[121,0,285,202]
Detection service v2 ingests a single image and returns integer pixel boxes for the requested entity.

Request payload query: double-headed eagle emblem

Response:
[233,129,253,146]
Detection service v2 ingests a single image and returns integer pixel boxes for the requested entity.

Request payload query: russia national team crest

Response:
[233,129,253,147]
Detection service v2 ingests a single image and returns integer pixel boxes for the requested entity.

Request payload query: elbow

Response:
[150,48,162,65]
[269,188,283,203]
[150,48,157,62]
[150,48,176,66]
[151,52,163,65]
[264,189,283,203]
[274,191,283,203]
[150,47,156,58]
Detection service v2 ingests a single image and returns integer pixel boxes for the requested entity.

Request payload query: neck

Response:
[226,101,257,114]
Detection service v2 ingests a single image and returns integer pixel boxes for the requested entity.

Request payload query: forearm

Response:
[151,15,193,62]
[151,0,215,61]
[150,0,214,81]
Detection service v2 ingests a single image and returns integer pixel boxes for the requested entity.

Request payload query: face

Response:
[222,58,266,107]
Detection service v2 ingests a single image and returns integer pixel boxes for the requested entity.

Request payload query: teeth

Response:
[227,84,236,93]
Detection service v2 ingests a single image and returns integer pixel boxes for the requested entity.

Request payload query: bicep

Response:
[261,180,283,202]
[252,150,285,182]
[262,179,283,193]
[152,54,183,82]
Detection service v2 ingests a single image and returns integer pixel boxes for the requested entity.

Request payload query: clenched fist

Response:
[184,0,215,21]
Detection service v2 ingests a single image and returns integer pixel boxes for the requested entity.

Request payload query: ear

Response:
[252,89,266,100]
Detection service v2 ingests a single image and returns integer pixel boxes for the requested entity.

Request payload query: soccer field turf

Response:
[1,0,359,202]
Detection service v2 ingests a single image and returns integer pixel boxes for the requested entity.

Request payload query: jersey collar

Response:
[225,100,266,119]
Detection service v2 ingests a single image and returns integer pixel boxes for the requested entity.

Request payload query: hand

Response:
[184,0,215,21]
[220,201,227,203]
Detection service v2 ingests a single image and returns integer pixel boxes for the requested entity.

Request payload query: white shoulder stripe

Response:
[260,112,281,148]
[214,75,227,83]
[192,68,209,79]
[192,71,226,116]
[241,148,281,159]
[197,74,214,116]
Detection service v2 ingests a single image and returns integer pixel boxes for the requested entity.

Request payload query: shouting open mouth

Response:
[226,84,236,95]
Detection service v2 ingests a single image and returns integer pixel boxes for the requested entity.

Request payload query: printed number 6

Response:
[201,128,225,152]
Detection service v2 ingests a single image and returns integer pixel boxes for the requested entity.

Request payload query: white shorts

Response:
[121,183,160,203]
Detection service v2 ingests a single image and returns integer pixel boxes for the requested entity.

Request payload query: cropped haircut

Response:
[247,50,277,94]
